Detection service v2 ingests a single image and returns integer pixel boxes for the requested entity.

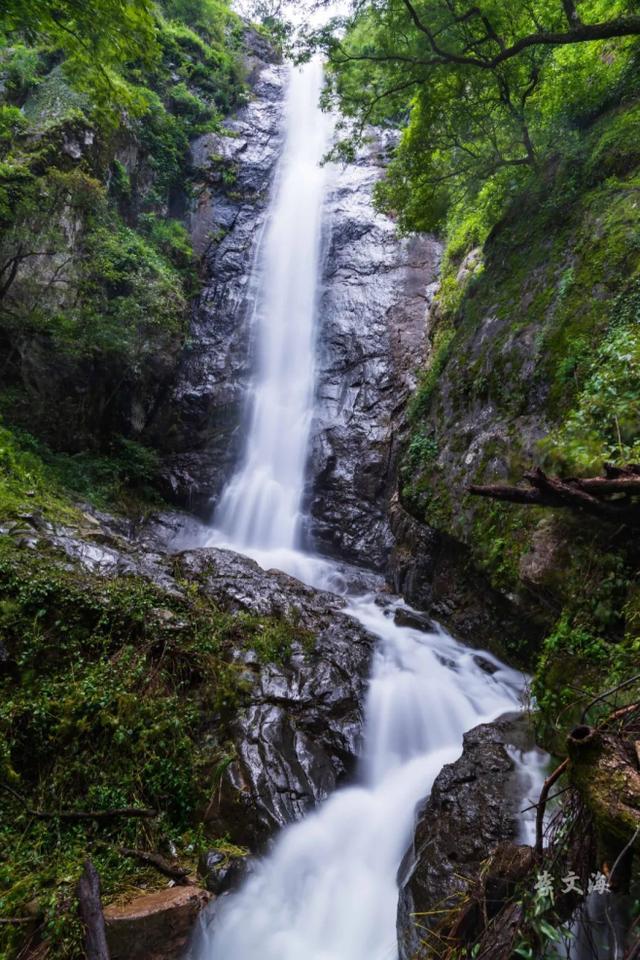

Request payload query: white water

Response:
[195,60,528,960]
[213,59,333,550]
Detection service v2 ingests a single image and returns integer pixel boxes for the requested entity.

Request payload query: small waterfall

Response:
[190,575,524,960]
[213,60,333,550]
[195,57,528,960]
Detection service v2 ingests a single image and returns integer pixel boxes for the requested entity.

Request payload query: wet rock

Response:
[388,498,545,665]
[473,654,500,675]
[198,851,256,895]
[518,518,569,590]
[177,549,374,845]
[306,137,441,569]
[397,713,537,960]
[156,58,287,514]
[104,885,211,960]
[393,606,434,632]
[8,517,375,849]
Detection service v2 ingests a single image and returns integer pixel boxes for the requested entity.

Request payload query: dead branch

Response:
[77,861,110,960]
[469,466,640,526]
[536,758,570,858]
[581,674,640,724]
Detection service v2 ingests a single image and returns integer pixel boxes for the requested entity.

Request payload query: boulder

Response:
[177,548,374,845]
[198,850,257,895]
[104,886,211,960]
[397,713,540,960]
[10,515,375,848]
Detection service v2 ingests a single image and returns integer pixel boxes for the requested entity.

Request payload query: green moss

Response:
[401,95,640,739]
[468,500,538,595]
[0,538,308,957]
[0,424,83,523]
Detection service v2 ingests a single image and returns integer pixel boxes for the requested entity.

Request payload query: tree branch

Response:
[359,7,640,72]
[469,466,640,526]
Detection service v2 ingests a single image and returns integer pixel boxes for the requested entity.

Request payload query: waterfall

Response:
[213,60,333,550]
[195,59,528,960]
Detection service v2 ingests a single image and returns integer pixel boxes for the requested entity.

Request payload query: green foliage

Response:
[323,0,640,234]
[407,323,455,421]
[404,431,439,472]
[540,287,640,471]
[0,0,158,119]
[0,42,42,99]
[396,83,640,719]
[0,420,165,518]
[0,539,305,957]
[0,423,81,522]
[78,221,187,345]
[0,0,246,475]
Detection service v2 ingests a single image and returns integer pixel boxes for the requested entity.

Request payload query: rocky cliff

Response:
[306,138,441,568]
[394,99,640,704]
[157,50,286,512]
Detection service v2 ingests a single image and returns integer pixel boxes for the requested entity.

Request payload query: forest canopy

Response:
[316,0,640,235]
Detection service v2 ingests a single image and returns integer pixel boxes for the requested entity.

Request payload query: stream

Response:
[186,60,530,960]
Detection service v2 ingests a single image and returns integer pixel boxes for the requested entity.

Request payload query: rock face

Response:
[306,137,441,568]
[177,548,374,845]
[388,498,545,664]
[6,511,374,847]
[397,714,539,960]
[104,886,211,960]
[158,51,287,514]
[198,850,257,895]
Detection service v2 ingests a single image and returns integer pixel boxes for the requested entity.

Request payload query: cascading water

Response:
[213,58,333,550]
[195,59,529,960]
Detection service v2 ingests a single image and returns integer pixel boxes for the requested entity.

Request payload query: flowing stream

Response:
[194,61,527,960]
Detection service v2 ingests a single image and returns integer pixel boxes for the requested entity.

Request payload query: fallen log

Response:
[77,861,110,960]
[469,466,640,526]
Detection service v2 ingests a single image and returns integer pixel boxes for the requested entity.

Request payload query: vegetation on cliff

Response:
[0,0,246,512]
[323,6,640,954]
[0,4,267,957]
[0,531,308,957]
[324,0,640,737]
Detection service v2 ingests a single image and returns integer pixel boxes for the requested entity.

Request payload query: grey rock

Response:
[198,850,257,896]
[397,713,537,960]
[393,606,434,632]
[156,59,287,515]
[6,516,374,848]
[306,135,442,568]
[388,498,544,665]
[198,851,257,895]
[176,548,374,845]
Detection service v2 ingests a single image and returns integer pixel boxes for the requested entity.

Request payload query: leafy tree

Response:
[318,0,640,231]
[0,0,158,113]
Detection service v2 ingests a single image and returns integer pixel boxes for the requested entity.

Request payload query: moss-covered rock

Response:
[398,95,640,739]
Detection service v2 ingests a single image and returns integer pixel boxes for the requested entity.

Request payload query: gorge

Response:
[1,3,640,959]
[181,58,530,960]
